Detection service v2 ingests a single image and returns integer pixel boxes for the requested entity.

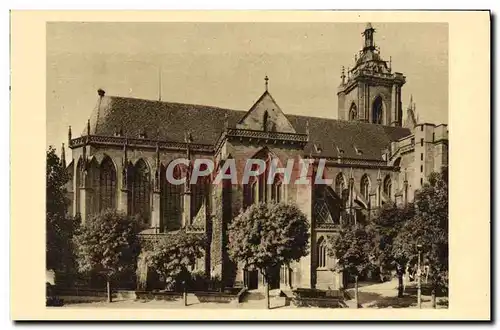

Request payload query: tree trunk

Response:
[397,269,404,298]
[183,280,188,307]
[431,289,436,309]
[354,275,359,309]
[106,278,112,303]
[265,277,270,309]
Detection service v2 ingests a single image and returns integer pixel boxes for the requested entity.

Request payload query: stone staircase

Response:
[241,288,287,305]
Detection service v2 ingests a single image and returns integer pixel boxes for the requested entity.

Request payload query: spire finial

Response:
[265,75,269,91]
[341,66,346,85]
[61,143,66,168]
[377,169,382,181]
[68,125,72,143]
[362,22,375,50]
[389,56,392,71]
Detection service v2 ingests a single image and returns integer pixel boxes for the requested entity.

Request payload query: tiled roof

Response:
[86,95,245,145]
[85,95,411,161]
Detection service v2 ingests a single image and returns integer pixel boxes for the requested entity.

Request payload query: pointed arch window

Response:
[130,159,151,224]
[99,156,116,211]
[191,177,208,220]
[383,175,392,197]
[349,103,357,121]
[372,96,383,124]
[271,174,283,203]
[161,163,184,231]
[360,174,370,201]
[335,173,346,197]
[263,111,269,132]
[244,177,258,208]
[87,159,100,216]
[317,237,328,268]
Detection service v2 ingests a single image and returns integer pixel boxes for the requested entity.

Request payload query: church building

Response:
[64,23,448,291]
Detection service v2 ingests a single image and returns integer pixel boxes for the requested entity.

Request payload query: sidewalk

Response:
[59,279,448,309]
[345,278,448,309]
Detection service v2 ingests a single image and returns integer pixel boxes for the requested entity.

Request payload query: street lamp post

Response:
[417,243,423,309]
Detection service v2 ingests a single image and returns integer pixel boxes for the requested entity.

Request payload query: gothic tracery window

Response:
[130,159,151,224]
[87,158,100,216]
[335,173,346,197]
[99,156,116,211]
[191,177,207,220]
[383,175,392,198]
[161,163,184,231]
[317,237,328,268]
[271,174,283,202]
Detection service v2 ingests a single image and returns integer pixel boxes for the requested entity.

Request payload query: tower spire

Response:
[61,143,66,168]
[362,22,376,50]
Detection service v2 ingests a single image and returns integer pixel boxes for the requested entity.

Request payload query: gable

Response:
[236,91,296,133]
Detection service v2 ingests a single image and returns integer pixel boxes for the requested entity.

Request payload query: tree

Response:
[393,167,449,296]
[145,230,206,293]
[228,202,310,309]
[46,146,78,274]
[328,222,375,308]
[371,202,415,297]
[73,209,142,302]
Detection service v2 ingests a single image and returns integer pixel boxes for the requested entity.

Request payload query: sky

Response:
[46,22,448,150]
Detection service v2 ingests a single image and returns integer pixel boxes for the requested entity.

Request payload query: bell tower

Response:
[337,23,406,126]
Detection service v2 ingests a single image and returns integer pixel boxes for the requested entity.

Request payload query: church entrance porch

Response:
[242,266,282,291]
[243,270,259,290]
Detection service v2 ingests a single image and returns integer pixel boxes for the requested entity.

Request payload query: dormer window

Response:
[314,144,322,154]
[354,145,363,155]
[336,146,345,156]
[139,130,147,139]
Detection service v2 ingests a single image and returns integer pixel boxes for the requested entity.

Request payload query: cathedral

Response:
[63,23,448,291]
